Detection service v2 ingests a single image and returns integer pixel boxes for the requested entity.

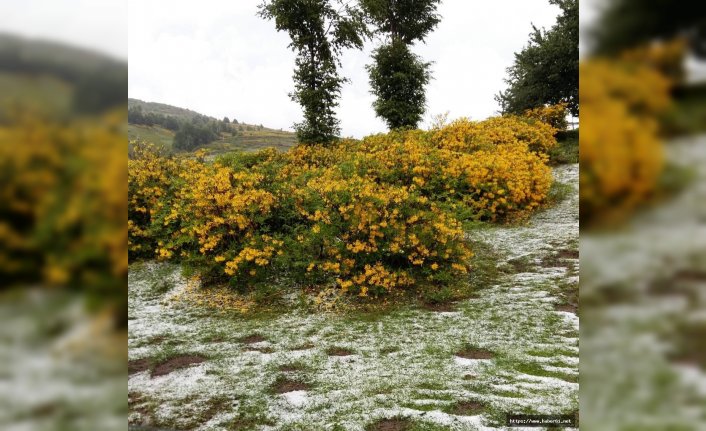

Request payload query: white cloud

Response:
[128,0,560,138]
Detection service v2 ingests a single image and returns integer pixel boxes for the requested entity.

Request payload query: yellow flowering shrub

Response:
[285,167,473,296]
[430,115,557,154]
[621,38,687,83]
[0,109,127,314]
[580,54,673,225]
[524,103,569,131]
[129,112,553,300]
[357,128,552,221]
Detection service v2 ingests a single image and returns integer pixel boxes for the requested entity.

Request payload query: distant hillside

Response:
[128,98,297,153]
[128,98,209,123]
[0,33,127,115]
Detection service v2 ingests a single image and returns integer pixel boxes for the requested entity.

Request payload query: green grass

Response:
[548,129,579,165]
[128,123,297,154]
[547,180,575,206]
[127,165,580,430]
[128,124,175,148]
[663,83,706,136]
[204,128,297,154]
[0,72,72,115]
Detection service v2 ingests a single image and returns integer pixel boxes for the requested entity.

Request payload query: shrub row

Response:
[129,115,555,297]
[579,41,678,225]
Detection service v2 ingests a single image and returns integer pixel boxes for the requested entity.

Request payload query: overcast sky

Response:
[0,0,127,60]
[127,0,562,137]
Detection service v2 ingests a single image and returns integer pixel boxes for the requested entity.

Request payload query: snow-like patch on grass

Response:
[282,390,308,407]
[581,136,706,430]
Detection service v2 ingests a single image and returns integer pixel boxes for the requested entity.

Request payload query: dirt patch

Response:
[128,392,152,424]
[152,355,206,377]
[239,334,266,344]
[555,303,577,314]
[421,302,457,312]
[327,347,353,356]
[557,249,579,259]
[541,249,579,268]
[456,346,494,359]
[366,417,412,431]
[272,377,310,394]
[451,400,486,416]
[128,358,150,375]
[230,418,262,430]
[30,402,57,417]
[668,321,706,367]
[674,269,706,282]
[200,397,231,423]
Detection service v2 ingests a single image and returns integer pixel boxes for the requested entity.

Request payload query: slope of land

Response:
[581,135,706,430]
[127,164,579,430]
[128,98,297,153]
[0,33,127,115]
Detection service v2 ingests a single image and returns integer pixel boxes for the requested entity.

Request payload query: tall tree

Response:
[362,0,440,129]
[591,0,706,58]
[495,0,579,117]
[259,0,367,145]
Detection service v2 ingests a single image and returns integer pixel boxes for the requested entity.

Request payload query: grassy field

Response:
[580,135,706,430]
[128,165,579,431]
[128,124,176,148]
[204,129,297,154]
[128,124,297,154]
[0,72,72,115]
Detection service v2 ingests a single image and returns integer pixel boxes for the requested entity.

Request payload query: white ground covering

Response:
[580,135,706,430]
[0,292,125,431]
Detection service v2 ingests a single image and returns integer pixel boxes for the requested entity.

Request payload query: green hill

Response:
[0,33,127,115]
[128,98,208,123]
[128,98,297,153]
[128,124,175,148]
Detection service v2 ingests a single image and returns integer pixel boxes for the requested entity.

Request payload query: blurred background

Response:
[0,1,127,430]
[580,0,706,429]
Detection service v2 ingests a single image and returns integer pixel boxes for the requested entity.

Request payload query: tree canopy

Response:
[258,0,367,145]
[591,0,706,58]
[496,0,578,117]
[367,40,431,129]
[360,0,440,44]
[362,0,440,129]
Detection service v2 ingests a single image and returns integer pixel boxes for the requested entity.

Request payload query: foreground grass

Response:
[664,83,706,136]
[548,130,579,166]
[128,165,579,431]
